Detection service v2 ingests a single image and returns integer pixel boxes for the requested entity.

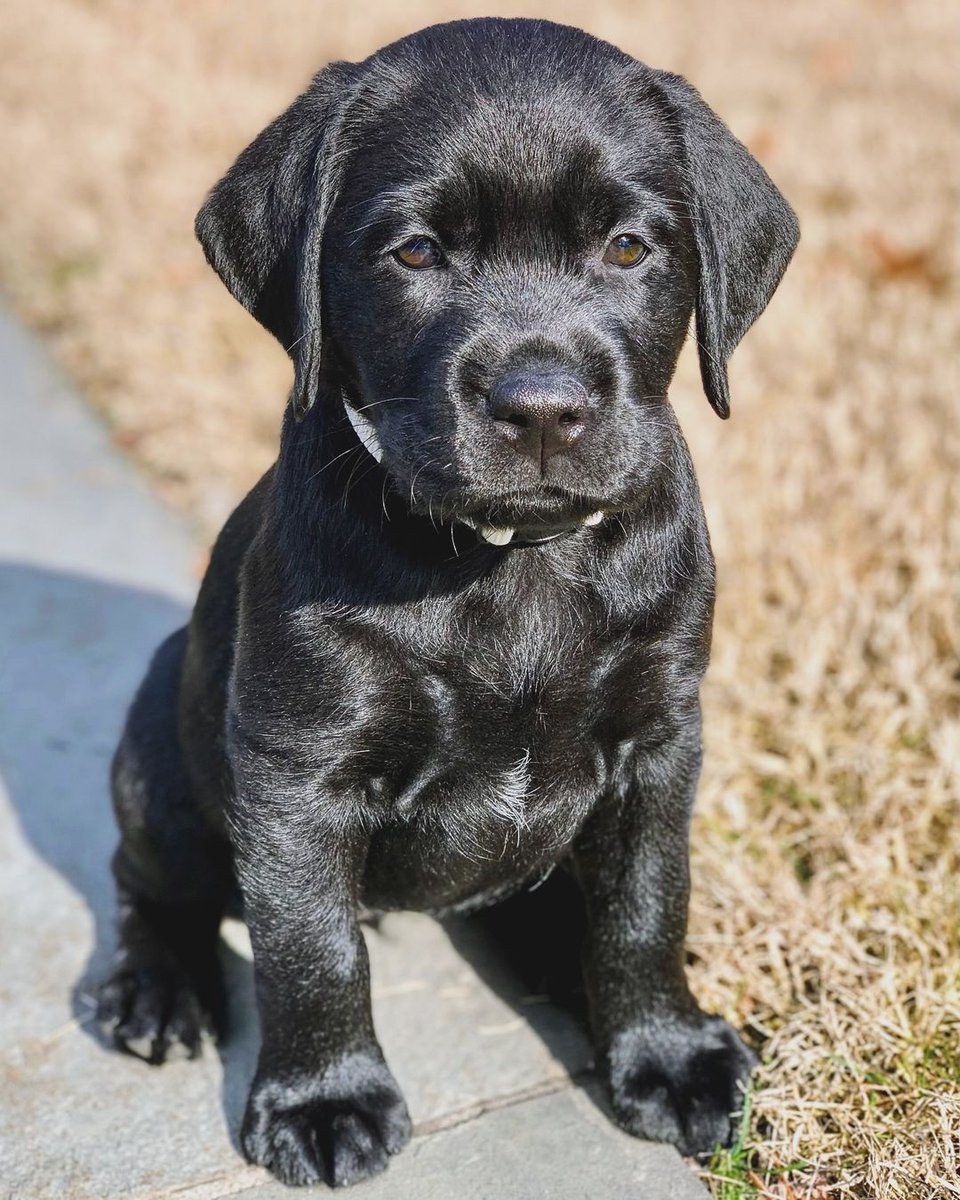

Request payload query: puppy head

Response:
[197,19,798,534]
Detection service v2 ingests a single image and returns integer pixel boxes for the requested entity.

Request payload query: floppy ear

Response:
[651,71,799,418]
[195,62,356,420]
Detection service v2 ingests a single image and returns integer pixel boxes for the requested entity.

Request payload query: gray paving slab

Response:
[233,1088,708,1200]
[0,305,708,1198]
[0,311,200,595]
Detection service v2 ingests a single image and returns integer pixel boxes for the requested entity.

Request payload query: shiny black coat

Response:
[98,17,797,1190]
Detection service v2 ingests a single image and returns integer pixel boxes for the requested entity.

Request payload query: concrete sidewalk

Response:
[0,306,708,1200]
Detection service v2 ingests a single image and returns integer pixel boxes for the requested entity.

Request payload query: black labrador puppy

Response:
[97,16,798,1189]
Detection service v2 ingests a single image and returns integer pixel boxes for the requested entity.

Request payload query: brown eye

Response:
[603,233,648,269]
[393,236,442,269]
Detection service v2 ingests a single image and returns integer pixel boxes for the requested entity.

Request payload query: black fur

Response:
[98,17,797,1188]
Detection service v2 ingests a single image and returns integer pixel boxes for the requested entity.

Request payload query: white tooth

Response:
[480,526,514,546]
[584,511,604,526]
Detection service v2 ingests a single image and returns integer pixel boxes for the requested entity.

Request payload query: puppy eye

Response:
[603,233,648,269]
[393,236,442,269]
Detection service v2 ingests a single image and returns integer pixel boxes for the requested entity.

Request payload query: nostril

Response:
[557,410,580,426]
[503,412,531,428]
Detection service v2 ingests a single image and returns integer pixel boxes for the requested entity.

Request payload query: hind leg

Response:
[97,885,228,1063]
[96,628,233,1064]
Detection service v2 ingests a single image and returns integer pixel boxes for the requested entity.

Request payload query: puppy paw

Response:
[241,1051,412,1188]
[95,961,222,1064]
[605,1012,756,1156]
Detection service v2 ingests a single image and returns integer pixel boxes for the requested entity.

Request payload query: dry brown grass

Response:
[1,1,958,1196]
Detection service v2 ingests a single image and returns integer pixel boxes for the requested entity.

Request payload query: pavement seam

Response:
[411,1068,587,1137]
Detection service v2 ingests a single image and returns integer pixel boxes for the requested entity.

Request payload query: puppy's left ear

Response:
[650,71,800,418]
[195,62,357,420]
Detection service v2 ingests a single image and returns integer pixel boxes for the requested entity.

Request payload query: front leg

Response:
[230,754,410,1188]
[573,715,755,1156]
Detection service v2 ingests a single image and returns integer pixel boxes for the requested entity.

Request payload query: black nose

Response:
[487,370,590,463]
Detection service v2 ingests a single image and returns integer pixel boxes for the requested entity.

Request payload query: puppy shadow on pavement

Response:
[0,561,254,1148]
[439,869,610,1111]
[0,560,603,1151]
[0,562,186,989]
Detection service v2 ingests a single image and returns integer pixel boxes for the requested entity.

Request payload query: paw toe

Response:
[95,969,139,1026]
[164,986,212,1057]
[251,1110,325,1188]
[380,1100,413,1156]
[617,1077,686,1146]
[328,1112,388,1187]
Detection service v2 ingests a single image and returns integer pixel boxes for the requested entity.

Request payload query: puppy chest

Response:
[370,668,601,845]
[363,732,596,911]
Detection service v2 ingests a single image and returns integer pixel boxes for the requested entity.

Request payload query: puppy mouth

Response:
[423,486,616,545]
[460,509,605,545]
[394,461,614,541]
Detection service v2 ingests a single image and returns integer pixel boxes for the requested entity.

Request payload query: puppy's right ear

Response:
[195,62,356,420]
